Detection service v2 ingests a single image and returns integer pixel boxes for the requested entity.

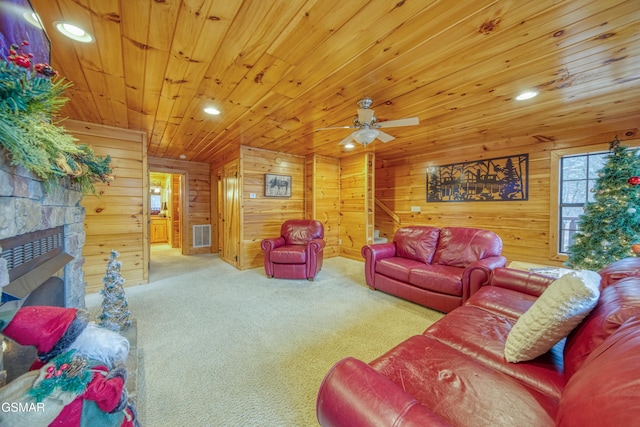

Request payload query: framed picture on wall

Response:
[265,174,292,197]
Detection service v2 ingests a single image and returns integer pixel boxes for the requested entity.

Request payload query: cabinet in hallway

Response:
[151,217,168,243]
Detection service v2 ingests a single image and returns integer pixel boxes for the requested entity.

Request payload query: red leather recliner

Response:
[260,219,326,281]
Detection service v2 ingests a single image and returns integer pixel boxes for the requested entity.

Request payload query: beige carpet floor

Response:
[86,244,443,427]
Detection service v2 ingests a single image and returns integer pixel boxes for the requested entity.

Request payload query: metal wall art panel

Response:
[427,154,528,202]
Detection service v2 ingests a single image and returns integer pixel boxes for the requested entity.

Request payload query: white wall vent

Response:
[192,224,211,248]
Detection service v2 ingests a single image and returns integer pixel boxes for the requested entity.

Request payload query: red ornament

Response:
[628,176,640,185]
[12,55,31,68]
[35,63,58,77]
[7,41,33,69]
[632,244,640,254]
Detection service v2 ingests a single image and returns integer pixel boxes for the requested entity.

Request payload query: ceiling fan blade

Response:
[357,108,375,124]
[376,117,419,128]
[316,125,355,131]
[338,133,356,146]
[376,130,395,143]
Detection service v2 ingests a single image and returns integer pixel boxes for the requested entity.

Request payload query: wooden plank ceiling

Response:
[25,0,640,162]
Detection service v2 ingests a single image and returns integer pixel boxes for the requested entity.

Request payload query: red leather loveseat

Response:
[362,226,506,312]
[317,259,640,427]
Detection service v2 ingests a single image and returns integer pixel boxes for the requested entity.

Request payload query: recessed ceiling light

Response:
[515,90,539,101]
[55,22,94,43]
[344,142,355,149]
[179,154,187,160]
[23,12,44,29]
[204,107,220,115]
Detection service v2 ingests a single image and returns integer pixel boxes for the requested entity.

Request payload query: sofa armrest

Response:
[461,256,507,302]
[361,243,397,288]
[317,357,450,427]
[307,238,326,253]
[260,236,286,252]
[489,267,555,297]
[261,237,286,278]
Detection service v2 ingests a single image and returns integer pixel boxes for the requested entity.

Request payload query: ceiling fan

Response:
[316,97,419,147]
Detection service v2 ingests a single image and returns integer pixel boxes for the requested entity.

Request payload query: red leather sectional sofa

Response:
[317,258,640,426]
[363,226,507,312]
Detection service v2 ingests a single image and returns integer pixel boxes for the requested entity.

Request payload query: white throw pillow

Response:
[504,270,601,363]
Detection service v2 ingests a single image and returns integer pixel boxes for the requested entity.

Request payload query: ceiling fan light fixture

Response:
[353,128,379,145]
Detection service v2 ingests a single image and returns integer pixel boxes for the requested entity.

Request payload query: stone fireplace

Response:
[0,151,87,309]
[0,150,88,383]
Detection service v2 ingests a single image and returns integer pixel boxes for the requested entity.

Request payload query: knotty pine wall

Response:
[240,146,306,270]
[148,157,211,255]
[66,120,148,293]
[306,155,340,258]
[340,153,374,261]
[375,128,640,267]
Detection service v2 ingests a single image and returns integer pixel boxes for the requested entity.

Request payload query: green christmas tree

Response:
[98,250,132,332]
[565,137,640,270]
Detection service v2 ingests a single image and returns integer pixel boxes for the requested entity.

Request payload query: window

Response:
[558,152,608,253]
[150,194,162,213]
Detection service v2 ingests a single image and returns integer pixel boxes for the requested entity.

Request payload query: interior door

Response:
[222,161,239,267]
[171,174,181,249]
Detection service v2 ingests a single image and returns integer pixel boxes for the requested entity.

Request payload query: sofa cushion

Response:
[393,226,440,264]
[375,257,425,283]
[281,219,323,245]
[408,264,463,296]
[371,335,558,427]
[563,277,640,379]
[433,227,502,267]
[490,267,555,297]
[424,305,565,399]
[466,286,538,320]
[504,270,601,363]
[270,245,306,263]
[598,257,640,289]
[557,316,640,427]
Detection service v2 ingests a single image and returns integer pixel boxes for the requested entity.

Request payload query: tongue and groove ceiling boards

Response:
[29,0,640,161]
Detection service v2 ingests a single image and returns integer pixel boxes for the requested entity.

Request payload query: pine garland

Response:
[27,351,92,402]
[0,42,112,194]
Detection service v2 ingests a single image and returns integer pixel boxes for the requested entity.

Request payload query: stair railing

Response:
[375,198,401,226]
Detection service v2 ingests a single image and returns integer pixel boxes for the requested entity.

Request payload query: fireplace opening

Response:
[0,226,74,384]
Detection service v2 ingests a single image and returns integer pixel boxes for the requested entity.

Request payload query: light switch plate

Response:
[411,206,421,212]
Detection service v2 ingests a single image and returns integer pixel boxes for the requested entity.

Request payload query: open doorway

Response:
[149,171,185,276]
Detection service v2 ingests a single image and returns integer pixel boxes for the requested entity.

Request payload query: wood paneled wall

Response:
[240,146,306,270]
[306,155,340,258]
[67,120,148,293]
[340,153,374,261]
[375,128,640,267]
[148,157,211,255]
